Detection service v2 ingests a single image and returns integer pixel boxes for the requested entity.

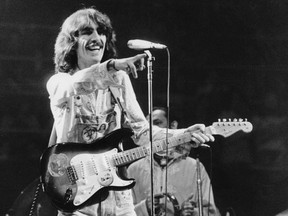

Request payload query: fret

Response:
[152,140,162,152]
[134,148,140,159]
[127,151,133,161]
[140,148,145,157]
[119,154,125,164]
[131,150,137,160]
[127,152,132,161]
[171,136,180,147]
[135,148,140,158]
[123,152,130,163]
[127,152,134,162]
[122,154,127,163]
[139,146,148,157]
[136,148,143,157]
[114,155,120,166]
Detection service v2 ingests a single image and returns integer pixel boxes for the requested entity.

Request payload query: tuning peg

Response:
[222,118,227,122]
[233,118,238,122]
[239,118,243,122]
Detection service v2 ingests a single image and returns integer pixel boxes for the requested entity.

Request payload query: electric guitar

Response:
[40,119,253,212]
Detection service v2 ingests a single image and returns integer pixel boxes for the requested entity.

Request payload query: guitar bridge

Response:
[66,166,78,184]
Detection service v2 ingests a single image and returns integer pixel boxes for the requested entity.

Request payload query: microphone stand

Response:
[196,156,203,216]
[145,50,156,216]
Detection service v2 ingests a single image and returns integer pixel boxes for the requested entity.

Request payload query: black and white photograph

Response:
[1,1,288,216]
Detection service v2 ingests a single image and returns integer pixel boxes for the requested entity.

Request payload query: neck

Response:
[77,59,100,70]
[154,154,173,167]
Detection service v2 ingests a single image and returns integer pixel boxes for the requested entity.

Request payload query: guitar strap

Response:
[48,124,57,147]
[109,87,130,129]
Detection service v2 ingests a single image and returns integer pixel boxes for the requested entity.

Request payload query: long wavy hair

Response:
[54,7,117,73]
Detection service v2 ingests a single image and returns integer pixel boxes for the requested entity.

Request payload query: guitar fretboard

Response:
[112,132,193,166]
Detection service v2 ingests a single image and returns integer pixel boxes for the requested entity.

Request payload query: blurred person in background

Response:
[127,107,220,216]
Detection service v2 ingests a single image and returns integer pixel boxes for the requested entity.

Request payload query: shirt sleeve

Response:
[46,72,75,106]
[46,60,122,107]
[199,163,221,216]
[113,71,188,146]
[71,60,123,94]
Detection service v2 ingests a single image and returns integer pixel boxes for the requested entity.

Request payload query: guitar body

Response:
[40,128,135,212]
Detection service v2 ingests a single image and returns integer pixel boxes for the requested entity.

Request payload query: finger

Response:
[182,209,194,215]
[206,133,215,142]
[135,58,146,71]
[188,124,205,133]
[133,53,147,62]
[191,133,206,144]
[129,64,138,78]
[186,194,194,201]
[196,131,214,143]
[183,207,194,211]
[198,133,211,143]
[196,124,205,133]
[182,203,194,209]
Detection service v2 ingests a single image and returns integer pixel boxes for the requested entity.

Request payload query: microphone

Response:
[127,39,167,50]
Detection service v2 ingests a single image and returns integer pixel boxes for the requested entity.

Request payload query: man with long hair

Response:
[46,7,215,216]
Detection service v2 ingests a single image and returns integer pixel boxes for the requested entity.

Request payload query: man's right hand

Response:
[113,53,147,78]
[181,194,197,216]
[145,193,163,214]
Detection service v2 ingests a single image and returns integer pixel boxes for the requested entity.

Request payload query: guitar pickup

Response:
[66,166,78,184]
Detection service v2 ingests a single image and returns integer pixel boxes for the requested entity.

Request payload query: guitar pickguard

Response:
[70,148,133,206]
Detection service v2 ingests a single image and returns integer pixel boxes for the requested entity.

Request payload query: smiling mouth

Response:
[86,41,103,51]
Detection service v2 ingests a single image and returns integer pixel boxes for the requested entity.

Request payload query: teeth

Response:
[86,41,101,50]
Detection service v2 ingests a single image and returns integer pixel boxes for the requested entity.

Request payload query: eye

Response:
[153,119,162,126]
[79,27,93,36]
[97,26,106,35]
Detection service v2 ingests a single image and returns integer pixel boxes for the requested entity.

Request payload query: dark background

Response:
[1,0,288,215]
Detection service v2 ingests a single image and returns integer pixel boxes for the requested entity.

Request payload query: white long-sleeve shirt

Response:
[46,61,186,216]
[46,61,149,145]
[46,61,152,216]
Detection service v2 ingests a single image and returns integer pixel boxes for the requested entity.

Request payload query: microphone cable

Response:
[164,47,171,216]
[207,145,213,216]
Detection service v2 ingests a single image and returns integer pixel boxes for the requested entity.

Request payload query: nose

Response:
[91,29,101,40]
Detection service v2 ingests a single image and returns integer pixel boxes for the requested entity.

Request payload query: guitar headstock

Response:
[210,118,253,137]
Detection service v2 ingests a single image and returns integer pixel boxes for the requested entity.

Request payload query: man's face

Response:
[76,22,107,68]
[152,109,168,128]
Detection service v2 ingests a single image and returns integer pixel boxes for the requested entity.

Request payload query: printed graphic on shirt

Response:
[82,125,98,143]
[115,190,133,208]
[76,111,117,143]
[72,92,118,143]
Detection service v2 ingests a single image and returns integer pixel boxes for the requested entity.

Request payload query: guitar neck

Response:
[113,129,211,167]
[112,119,252,167]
